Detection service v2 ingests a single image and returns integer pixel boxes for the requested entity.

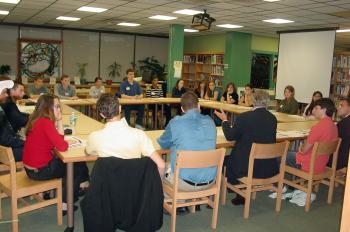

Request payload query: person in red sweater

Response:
[23,94,89,214]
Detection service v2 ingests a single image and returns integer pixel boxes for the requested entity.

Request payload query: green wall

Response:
[184,34,225,53]
[251,35,279,53]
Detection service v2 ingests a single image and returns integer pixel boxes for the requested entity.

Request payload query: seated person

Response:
[285,98,338,174]
[85,93,165,176]
[303,91,323,119]
[172,79,187,115]
[215,90,278,205]
[158,91,217,192]
[328,97,350,170]
[0,76,25,161]
[1,81,29,133]
[120,69,145,130]
[205,81,221,101]
[277,85,299,115]
[89,77,105,98]
[194,80,207,99]
[54,75,78,100]
[146,76,171,127]
[23,94,89,214]
[27,76,50,98]
[221,82,239,104]
[238,84,254,107]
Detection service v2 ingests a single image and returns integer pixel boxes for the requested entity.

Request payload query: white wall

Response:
[0,25,18,77]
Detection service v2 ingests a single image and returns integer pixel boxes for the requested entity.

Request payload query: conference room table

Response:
[56,104,316,231]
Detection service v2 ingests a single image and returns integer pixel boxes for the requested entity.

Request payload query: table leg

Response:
[65,163,74,232]
[155,104,158,129]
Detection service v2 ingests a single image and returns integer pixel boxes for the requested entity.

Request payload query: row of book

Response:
[334,85,350,96]
[333,55,350,68]
[183,54,224,64]
[211,65,224,76]
[331,70,350,83]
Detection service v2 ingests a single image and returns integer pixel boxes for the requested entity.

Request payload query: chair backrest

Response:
[247,141,290,180]
[173,148,226,191]
[309,139,341,174]
[0,145,17,193]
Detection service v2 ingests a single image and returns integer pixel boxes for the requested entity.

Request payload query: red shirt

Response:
[296,116,338,174]
[23,117,68,168]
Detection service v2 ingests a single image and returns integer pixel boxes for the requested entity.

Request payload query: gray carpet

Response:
[0,185,343,232]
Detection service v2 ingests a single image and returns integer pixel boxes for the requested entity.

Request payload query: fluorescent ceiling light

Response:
[184,28,198,32]
[0,0,20,4]
[216,24,243,29]
[149,15,177,20]
[117,22,140,27]
[337,29,350,33]
[174,9,203,15]
[263,18,294,24]
[77,6,107,13]
[0,10,9,15]
[263,0,280,2]
[56,16,80,21]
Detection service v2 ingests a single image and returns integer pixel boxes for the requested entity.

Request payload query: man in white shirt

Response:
[85,93,165,176]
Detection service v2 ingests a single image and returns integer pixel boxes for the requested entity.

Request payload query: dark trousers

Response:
[148,104,171,128]
[123,105,145,126]
[25,157,89,203]
[13,146,23,162]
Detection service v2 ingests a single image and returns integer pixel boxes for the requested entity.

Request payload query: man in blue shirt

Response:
[158,91,217,190]
[120,69,145,130]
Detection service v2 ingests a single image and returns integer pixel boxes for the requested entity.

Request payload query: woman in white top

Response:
[89,77,105,98]
[303,91,323,119]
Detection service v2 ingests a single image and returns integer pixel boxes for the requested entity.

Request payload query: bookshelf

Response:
[330,52,350,102]
[182,52,225,90]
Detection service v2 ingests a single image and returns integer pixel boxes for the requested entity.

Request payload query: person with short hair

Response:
[238,83,254,107]
[23,94,89,214]
[85,93,165,176]
[54,75,78,100]
[286,98,338,173]
[0,76,24,161]
[277,85,299,115]
[215,90,278,205]
[89,77,105,98]
[328,97,350,169]
[158,91,217,193]
[27,76,49,98]
[120,69,145,130]
[1,81,29,133]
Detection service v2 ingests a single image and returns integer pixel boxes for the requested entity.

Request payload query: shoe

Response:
[195,205,201,211]
[289,191,316,207]
[176,207,189,216]
[135,124,146,131]
[62,205,78,216]
[268,186,288,199]
[231,195,245,205]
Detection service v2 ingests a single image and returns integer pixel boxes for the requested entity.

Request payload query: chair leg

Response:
[251,192,257,200]
[327,175,335,204]
[56,184,63,225]
[220,178,227,205]
[314,183,320,192]
[11,196,18,232]
[243,186,252,219]
[211,193,220,229]
[170,201,177,232]
[305,180,313,212]
[190,199,196,214]
[276,180,283,213]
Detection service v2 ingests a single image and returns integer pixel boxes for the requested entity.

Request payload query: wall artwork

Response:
[18,39,62,79]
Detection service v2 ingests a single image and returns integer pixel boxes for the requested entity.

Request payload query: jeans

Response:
[123,105,145,126]
[25,157,90,203]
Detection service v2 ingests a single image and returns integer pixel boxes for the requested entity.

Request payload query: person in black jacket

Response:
[0,77,24,161]
[214,90,278,205]
[330,97,350,169]
[81,157,163,232]
[1,81,29,133]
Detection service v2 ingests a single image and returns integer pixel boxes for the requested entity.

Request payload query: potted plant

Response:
[138,56,166,83]
[107,60,121,85]
[0,65,11,76]
[77,63,88,84]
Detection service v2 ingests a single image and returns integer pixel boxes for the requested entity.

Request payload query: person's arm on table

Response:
[214,109,242,141]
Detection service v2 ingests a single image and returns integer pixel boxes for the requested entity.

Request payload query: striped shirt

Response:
[146,87,163,98]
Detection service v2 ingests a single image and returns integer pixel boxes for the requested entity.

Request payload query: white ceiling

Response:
[1,0,350,48]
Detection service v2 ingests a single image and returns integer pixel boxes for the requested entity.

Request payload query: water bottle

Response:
[69,111,77,134]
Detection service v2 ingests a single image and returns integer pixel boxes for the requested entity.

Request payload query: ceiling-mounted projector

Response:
[191,9,215,31]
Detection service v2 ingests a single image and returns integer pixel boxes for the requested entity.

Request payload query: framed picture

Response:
[18,38,63,80]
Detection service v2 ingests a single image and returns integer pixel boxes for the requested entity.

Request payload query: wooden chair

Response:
[0,162,24,172]
[163,148,225,232]
[335,167,347,186]
[0,146,62,232]
[221,141,290,219]
[284,139,341,212]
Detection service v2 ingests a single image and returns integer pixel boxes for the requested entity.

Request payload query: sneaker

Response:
[135,124,146,131]
[268,186,288,199]
[289,191,316,207]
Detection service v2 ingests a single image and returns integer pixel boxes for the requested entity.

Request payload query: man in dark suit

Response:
[334,97,350,169]
[215,90,278,205]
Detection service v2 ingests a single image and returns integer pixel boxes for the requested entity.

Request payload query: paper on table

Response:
[17,105,35,114]
[65,136,86,149]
